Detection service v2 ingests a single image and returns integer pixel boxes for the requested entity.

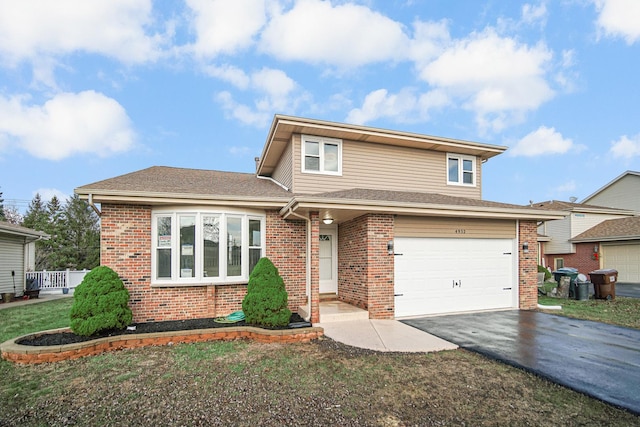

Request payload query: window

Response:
[152,211,265,285]
[302,135,342,175]
[554,258,564,270]
[447,154,476,186]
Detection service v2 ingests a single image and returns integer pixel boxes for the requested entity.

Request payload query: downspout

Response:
[88,194,102,217]
[286,208,312,322]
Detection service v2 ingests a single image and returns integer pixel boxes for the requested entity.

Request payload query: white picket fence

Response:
[25,269,89,293]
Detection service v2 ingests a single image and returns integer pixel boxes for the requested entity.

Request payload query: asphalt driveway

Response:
[616,283,640,298]
[402,311,640,415]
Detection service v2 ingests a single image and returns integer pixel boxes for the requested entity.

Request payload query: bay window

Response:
[152,211,265,285]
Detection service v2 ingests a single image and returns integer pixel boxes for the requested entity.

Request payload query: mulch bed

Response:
[17,313,310,347]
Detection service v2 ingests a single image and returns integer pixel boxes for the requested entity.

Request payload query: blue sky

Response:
[1,0,639,214]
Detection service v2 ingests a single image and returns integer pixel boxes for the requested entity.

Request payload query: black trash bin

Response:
[575,281,590,301]
[589,269,618,300]
[553,267,579,298]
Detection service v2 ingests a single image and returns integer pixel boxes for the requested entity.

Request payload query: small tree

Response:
[242,257,291,327]
[70,266,132,336]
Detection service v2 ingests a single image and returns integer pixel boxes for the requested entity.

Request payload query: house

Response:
[534,171,640,283]
[75,115,564,323]
[534,201,635,273]
[0,221,48,297]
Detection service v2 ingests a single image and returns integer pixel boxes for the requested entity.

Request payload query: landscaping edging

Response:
[1,326,324,364]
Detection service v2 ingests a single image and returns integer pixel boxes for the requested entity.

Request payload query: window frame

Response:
[151,210,265,286]
[446,153,477,187]
[301,134,342,176]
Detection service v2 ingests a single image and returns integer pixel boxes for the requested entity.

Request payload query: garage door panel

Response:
[603,244,640,282]
[394,237,516,317]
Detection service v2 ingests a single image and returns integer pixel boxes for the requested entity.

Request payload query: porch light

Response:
[594,245,599,253]
[522,242,529,253]
[322,217,334,225]
[387,240,394,255]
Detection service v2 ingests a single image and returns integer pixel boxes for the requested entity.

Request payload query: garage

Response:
[394,237,517,317]
[602,243,640,283]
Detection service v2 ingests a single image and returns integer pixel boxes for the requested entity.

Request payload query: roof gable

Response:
[581,171,640,205]
[572,216,640,242]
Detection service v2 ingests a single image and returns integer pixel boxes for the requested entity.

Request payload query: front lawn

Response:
[1,300,638,425]
[538,295,640,329]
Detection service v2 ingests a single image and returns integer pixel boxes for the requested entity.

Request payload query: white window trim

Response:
[446,153,476,187]
[151,210,265,287]
[301,134,342,176]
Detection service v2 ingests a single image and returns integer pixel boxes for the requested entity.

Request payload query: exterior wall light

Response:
[322,217,333,225]
[387,240,394,255]
[522,242,529,253]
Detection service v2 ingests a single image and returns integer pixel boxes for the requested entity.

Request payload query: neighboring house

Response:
[581,171,640,213]
[572,217,640,283]
[0,222,49,296]
[75,115,564,323]
[534,201,634,274]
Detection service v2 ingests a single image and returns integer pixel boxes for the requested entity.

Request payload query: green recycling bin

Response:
[553,267,579,298]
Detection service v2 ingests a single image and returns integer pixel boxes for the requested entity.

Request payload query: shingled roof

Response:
[572,216,640,242]
[75,166,291,201]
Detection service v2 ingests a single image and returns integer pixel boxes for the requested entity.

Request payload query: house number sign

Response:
[455,229,466,234]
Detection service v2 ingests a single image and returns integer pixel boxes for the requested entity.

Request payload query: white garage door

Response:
[394,237,517,317]
[602,244,640,283]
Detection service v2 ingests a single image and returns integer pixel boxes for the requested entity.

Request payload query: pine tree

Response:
[23,194,50,270]
[0,187,6,222]
[45,196,69,270]
[63,195,100,270]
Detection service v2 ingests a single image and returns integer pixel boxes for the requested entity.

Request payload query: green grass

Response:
[538,295,640,329]
[0,298,73,343]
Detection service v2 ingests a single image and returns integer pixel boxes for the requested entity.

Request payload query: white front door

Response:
[319,227,338,294]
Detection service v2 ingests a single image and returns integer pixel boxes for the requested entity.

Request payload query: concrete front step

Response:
[298,300,369,323]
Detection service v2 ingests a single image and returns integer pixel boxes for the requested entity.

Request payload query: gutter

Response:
[88,194,102,217]
[256,175,289,191]
[285,207,312,323]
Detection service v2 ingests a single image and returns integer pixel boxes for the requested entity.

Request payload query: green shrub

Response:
[70,266,133,336]
[538,265,552,281]
[242,257,291,328]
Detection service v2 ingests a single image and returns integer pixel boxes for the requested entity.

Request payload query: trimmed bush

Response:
[70,266,133,336]
[242,257,291,328]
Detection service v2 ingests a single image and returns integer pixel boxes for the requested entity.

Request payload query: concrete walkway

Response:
[402,310,640,415]
[0,293,72,310]
[318,319,458,352]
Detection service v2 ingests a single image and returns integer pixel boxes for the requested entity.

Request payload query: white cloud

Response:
[259,0,409,67]
[609,134,640,158]
[0,0,163,65]
[346,88,449,125]
[216,67,308,127]
[509,126,574,157]
[522,3,548,27]
[595,0,640,44]
[186,0,266,58]
[203,64,251,89]
[419,29,555,132]
[553,180,577,194]
[0,91,135,161]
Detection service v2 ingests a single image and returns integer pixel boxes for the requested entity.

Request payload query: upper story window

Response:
[447,154,476,186]
[301,135,342,175]
[152,210,265,286]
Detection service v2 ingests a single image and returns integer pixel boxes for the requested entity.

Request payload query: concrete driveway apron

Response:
[402,310,640,415]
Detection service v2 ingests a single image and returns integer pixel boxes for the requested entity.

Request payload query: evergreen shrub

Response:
[70,266,133,336]
[242,257,291,328]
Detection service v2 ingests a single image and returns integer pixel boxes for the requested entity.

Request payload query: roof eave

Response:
[571,235,640,243]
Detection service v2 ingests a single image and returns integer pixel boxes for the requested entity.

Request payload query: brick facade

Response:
[543,242,600,276]
[101,205,309,323]
[338,213,394,319]
[519,220,539,310]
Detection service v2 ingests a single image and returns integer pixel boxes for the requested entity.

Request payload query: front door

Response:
[319,227,338,294]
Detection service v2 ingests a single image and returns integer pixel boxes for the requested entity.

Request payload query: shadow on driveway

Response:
[402,311,640,415]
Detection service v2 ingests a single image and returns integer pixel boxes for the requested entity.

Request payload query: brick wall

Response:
[543,242,600,276]
[101,205,309,323]
[519,220,539,310]
[265,210,307,312]
[338,214,394,319]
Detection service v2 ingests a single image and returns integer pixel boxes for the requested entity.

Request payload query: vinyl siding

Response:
[272,139,293,190]
[0,235,24,294]
[292,137,482,198]
[585,175,640,213]
[395,216,516,239]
